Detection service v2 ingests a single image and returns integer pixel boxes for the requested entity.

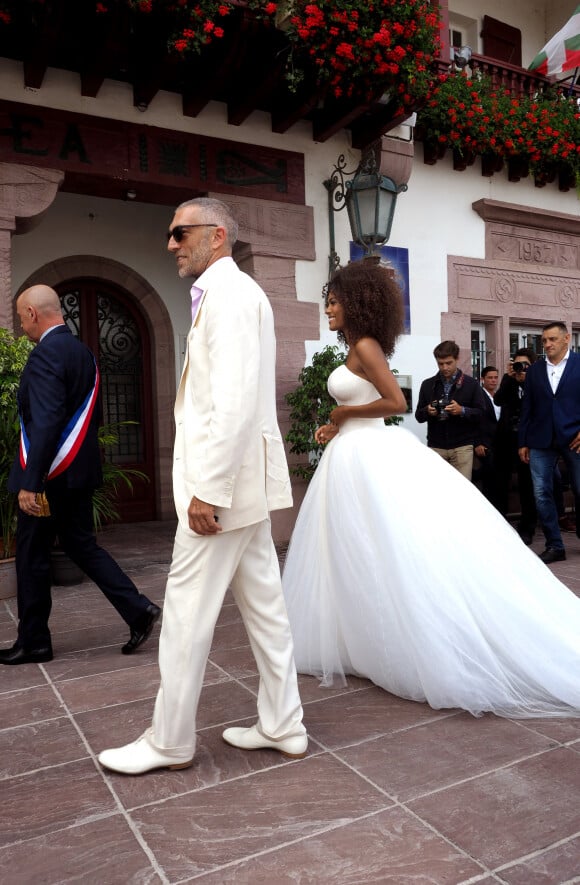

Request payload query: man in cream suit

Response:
[99,198,306,774]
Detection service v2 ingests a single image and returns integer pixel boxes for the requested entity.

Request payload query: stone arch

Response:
[16,256,176,520]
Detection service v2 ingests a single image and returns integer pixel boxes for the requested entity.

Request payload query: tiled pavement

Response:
[1,520,580,885]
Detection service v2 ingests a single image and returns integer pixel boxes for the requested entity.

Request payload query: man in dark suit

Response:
[0,284,160,665]
[494,349,537,544]
[473,365,501,508]
[519,321,580,564]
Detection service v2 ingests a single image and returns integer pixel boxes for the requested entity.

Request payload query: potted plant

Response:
[0,324,148,590]
[417,70,580,191]
[130,0,440,113]
[50,421,149,585]
[0,329,33,598]
[285,344,347,480]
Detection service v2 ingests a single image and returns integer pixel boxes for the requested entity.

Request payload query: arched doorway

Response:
[56,277,156,522]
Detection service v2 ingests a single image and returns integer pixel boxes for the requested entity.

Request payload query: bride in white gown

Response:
[282,261,580,719]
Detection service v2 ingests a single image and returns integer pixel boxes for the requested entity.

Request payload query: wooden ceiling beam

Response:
[22,60,48,90]
[312,101,370,143]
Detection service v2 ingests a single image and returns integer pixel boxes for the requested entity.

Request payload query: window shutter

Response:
[481,16,522,66]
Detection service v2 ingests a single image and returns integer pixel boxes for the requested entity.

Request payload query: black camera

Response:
[513,361,529,373]
[431,398,450,420]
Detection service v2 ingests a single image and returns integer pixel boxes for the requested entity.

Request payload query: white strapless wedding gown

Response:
[282,364,580,718]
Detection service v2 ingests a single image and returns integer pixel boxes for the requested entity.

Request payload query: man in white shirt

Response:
[519,322,580,563]
[473,366,501,506]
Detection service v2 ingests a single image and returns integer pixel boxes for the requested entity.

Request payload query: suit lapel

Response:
[554,351,577,393]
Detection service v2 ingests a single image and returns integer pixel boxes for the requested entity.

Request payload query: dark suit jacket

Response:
[474,390,499,450]
[415,370,486,449]
[518,351,580,450]
[8,325,103,493]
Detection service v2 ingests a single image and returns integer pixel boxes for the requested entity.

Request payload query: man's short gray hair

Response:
[177,197,239,247]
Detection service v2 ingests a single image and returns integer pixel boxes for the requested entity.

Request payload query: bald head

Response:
[16,285,64,342]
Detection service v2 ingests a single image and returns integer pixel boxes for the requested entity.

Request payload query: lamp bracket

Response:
[323,154,359,214]
[323,154,359,277]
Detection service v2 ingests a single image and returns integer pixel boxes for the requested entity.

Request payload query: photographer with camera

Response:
[415,340,486,479]
[493,348,537,545]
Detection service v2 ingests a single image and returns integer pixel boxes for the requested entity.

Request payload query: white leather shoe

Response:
[98,731,193,775]
[222,724,308,759]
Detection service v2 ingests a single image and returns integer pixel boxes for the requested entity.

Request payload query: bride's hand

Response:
[315,423,339,445]
[329,406,348,426]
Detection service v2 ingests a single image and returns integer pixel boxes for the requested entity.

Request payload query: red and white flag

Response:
[528,4,580,76]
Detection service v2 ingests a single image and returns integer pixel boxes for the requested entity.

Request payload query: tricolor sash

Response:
[19,363,100,480]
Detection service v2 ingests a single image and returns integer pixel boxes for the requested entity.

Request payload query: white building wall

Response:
[3,10,580,449]
[449,0,577,61]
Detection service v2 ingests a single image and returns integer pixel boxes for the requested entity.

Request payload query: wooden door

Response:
[57,278,156,522]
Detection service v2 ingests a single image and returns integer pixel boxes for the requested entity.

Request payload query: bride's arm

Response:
[330,337,407,426]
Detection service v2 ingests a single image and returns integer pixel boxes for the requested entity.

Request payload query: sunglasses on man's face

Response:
[166,223,218,244]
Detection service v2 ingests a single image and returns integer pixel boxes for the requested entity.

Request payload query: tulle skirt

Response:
[282,424,580,718]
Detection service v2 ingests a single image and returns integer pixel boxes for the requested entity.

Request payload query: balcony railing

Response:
[435,54,580,99]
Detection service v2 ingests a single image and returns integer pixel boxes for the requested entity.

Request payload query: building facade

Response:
[1,0,579,540]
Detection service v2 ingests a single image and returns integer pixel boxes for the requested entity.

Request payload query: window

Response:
[448,12,478,58]
[471,324,488,380]
[481,16,522,66]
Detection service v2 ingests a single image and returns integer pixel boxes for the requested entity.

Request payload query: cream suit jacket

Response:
[173,257,293,534]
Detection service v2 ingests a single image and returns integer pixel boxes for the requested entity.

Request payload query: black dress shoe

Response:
[122,604,161,655]
[0,644,53,665]
[538,547,566,564]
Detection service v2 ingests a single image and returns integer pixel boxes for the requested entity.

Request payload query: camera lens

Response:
[513,362,528,372]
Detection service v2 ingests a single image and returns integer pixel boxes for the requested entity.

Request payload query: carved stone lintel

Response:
[0,162,64,331]
[0,163,64,233]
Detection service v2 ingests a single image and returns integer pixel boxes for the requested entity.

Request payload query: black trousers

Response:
[494,432,537,533]
[15,482,151,649]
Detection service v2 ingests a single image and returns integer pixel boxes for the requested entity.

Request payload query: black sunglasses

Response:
[166,223,218,243]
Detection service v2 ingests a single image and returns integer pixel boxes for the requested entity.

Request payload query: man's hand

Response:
[18,489,41,516]
[569,432,580,454]
[474,445,487,458]
[518,446,530,464]
[444,399,462,416]
[188,496,222,535]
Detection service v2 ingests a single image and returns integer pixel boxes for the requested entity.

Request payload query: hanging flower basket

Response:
[148,1,442,112]
[481,151,504,177]
[452,147,476,171]
[418,70,580,189]
[558,164,577,192]
[507,155,529,183]
[423,138,447,166]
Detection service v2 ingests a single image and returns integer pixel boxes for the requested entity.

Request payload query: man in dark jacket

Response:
[415,340,486,479]
[493,348,537,544]
[0,284,159,665]
[473,365,501,507]
[519,321,580,563]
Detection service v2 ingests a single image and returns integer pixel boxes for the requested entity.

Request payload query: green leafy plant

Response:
[285,345,403,480]
[0,323,147,557]
[285,345,346,479]
[93,421,149,531]
[0,329,34,559]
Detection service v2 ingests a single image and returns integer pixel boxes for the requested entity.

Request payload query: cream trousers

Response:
[150,519,305,754]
